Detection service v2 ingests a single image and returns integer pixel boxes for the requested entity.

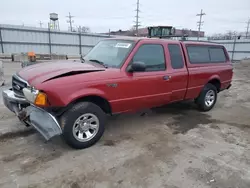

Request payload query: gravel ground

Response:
[0,61,250,188]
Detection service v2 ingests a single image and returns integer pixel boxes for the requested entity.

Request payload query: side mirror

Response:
[127,61,146,73]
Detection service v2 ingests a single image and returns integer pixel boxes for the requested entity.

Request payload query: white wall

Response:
[212,39,250,60]
[0,25,110,55]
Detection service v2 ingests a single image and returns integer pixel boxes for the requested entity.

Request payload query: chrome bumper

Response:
[2,89,62,140]
[2,89,27,113]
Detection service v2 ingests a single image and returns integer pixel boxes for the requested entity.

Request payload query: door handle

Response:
[163,75,171,81]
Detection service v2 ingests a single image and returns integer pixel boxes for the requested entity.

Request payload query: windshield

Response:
[84,39,135,68]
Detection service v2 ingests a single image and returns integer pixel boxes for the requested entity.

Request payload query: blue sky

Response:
[1,0,249,35]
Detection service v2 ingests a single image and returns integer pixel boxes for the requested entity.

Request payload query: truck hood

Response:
[18,60,105,85]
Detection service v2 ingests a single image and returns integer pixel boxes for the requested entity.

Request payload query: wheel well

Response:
[73,96,112,114]
[208,79,221,92]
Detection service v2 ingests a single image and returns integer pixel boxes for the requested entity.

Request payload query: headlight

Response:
[23,88,48,106]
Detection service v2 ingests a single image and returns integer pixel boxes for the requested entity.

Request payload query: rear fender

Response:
[194,75,220,99]
[207,75,221,91]
[208,75,220,83]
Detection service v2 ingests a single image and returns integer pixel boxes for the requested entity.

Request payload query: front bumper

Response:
[2,89,62,140]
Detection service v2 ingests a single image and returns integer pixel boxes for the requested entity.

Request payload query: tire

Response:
[60,102,106,149]
[196,83,217,112]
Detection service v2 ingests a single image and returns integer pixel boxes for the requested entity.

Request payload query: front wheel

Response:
[61,102,106,149]
[196,83,217,112]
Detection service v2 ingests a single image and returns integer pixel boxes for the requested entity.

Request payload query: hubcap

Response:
[72,113,99,142]
[205,90,215,107]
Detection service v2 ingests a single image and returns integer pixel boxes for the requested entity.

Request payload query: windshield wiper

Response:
[88,59,108,68]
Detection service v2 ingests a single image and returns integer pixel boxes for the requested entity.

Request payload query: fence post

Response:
[79,32,82,55]
[0,26,4,53]
[48,23,52,58]
[231,36,236,61]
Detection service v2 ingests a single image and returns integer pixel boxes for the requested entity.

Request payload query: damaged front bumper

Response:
[2,89,62,140]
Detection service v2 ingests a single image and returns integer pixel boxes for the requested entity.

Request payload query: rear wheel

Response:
[196,83,217,112]
[61,102,106,149]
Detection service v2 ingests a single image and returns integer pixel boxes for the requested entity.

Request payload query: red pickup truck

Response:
[3,38,233,149]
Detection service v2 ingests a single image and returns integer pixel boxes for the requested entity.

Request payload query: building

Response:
[109,27,205,38]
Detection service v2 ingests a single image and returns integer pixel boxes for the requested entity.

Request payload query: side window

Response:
[168,44,184,69]
[133,44,166,71]
[209,47,226,62]
[187,46,210,64]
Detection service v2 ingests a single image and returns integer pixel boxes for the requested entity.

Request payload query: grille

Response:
[12,75,28,97]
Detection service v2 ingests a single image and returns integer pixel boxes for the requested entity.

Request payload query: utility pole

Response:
[134,0,140,36]
[196,9,206,40]
[66,12,74,32]
[232,31,237,61]
[246,18,250,38]
[39,21,43,28]
[0,27,4,53]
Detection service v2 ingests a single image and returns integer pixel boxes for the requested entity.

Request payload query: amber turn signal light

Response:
[34,92,47,106]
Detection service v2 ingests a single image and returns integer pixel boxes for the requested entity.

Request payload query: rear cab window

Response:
[168,44,184,69]
[186,44,227,64]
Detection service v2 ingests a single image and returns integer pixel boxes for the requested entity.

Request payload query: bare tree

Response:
[208,31,240,40]
[129,26,136,36]
[78,26,91,33]
[225,31,235,40]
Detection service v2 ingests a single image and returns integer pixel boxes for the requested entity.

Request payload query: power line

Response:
[246,18,250,38]
[134,0,140,36]
[66,12,74,32]
[196,9,206,40]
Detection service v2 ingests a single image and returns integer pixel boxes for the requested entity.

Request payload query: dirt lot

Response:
[0,61,250,188]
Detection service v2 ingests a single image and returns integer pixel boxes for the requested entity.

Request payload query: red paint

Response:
[18,38,233,114]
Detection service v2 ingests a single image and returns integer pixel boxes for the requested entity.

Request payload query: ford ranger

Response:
[2,38,233,149]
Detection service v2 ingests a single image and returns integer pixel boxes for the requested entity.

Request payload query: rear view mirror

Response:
[127,61,146,72]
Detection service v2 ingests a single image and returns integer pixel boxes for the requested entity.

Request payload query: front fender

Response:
[66,88,108,105]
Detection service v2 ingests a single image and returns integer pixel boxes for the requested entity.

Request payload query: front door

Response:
[111,41,172,113]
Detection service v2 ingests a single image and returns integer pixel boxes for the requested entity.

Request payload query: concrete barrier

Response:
[1,53,69,62]
[11,53,67,62]
[36,54,51,60]
[12,53,28,62]
[241,58,250,63]
[0,53,11,60]
[51,54,67,60]
[66,55,81,60]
